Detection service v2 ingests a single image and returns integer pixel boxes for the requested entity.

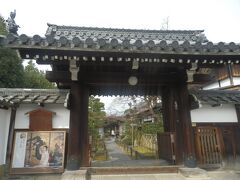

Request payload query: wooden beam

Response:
[66,83,89,170]
[192,74,213,84]
[89,84,162,96]
[16,47,240,63]
[37,58,191,71]
[46,71,187,85]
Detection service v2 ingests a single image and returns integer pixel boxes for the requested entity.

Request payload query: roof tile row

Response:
[5,33,240,55]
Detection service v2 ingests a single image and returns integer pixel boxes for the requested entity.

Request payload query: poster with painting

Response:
[10,131,66,174]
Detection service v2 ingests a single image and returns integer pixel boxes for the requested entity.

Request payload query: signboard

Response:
[10,131,66,174]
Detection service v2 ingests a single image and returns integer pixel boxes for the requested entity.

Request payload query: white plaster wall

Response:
[0,109,11,165]
[191,104,238,123]
[46,104,70,128]
[14,104,70,129]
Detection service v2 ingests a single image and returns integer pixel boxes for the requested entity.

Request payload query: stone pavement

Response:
[91,170,240,180]
[207,170,240,180]
[91,137,169,167]
[4,170,240,180]
[91,173,185,180]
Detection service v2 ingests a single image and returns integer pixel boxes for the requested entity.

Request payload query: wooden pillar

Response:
[161,86,176,132]
[5,106,17,166]
[177,84,196,167]
[162,86,183,164]
[235,104,240,123]
[66,82,89,170]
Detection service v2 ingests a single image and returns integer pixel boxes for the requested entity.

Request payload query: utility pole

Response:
[161,16,169,30]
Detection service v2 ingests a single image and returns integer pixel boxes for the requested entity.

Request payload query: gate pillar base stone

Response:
[179,167,210,179]
[184,156,197,168]
[62,170,87,180]
[66,156,81,171]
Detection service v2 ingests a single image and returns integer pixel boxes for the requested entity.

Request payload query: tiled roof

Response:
[4,32,240,65]
[2,24,240,66]
[191,90,240,105]
[45,23,207,43]
[1,88,240,110]
[0,88,69,108]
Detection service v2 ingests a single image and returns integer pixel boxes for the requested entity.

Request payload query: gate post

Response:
[161,86,183,164]
[161,86,176,132]
[177,84,197,167]
[66,82,90,170]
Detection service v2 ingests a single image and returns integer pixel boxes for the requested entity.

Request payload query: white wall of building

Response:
[191,104,238,123]
[46,104,70,129]
[0,104,69,165]
[0,109,11,165]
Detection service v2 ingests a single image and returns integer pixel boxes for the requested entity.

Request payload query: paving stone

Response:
[208,170,240,180]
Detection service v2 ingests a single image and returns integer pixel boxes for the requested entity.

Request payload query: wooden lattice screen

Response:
[195,127,224,167]
[157,132,176,164]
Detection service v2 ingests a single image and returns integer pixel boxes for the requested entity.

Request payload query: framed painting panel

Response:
[10,130,66,174]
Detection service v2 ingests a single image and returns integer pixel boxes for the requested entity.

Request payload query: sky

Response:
[1,0,240,42]
[1,0,240,113]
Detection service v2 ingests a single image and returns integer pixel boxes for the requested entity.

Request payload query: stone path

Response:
[105,137,131,161]
[91,137,169,167]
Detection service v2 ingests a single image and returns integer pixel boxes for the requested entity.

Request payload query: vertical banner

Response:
[12,132,27,168]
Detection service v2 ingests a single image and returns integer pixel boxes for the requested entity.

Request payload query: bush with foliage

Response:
[141,121,164,134]
[88,96,106,152]
[23,60,55,89]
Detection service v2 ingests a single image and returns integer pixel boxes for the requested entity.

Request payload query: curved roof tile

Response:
[45,23,207,43]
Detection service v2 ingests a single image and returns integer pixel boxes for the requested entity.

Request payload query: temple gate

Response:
[4,23,240,170]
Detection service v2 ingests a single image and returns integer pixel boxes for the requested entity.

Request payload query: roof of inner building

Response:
[191,90,240,105]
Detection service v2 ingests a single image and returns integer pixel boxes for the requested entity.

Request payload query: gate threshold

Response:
[83,166,181,175]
